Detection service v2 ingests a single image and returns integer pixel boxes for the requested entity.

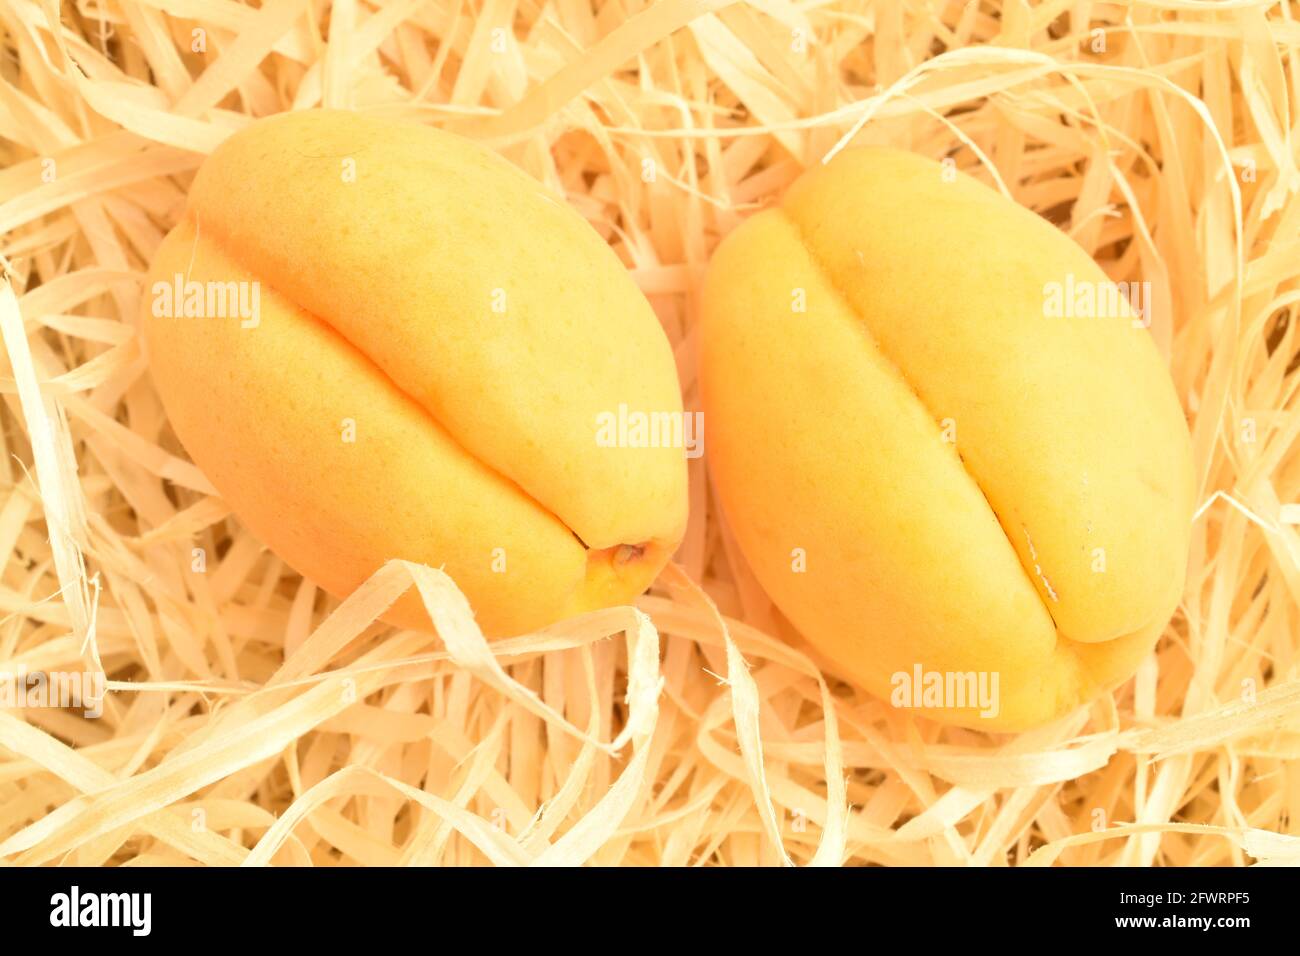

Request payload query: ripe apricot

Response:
[143,110,687,636]
[700,148,1194,730]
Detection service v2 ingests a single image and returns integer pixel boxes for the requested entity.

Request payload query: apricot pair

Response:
[143,111,1193,729]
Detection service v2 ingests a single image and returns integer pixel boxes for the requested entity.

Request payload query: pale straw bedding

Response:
[1,0,1298,866]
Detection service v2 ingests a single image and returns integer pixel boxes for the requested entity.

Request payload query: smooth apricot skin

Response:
[700,148,1194,731]
[142,110,687,636]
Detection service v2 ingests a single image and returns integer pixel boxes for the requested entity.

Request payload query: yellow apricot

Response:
[700,148,1194,730]
[142,110,687,636]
